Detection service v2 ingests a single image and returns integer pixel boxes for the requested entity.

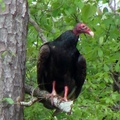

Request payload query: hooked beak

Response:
[88,31,94,38]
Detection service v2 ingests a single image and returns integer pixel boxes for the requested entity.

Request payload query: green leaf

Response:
[111,93,117,100]
[82,4,96,19]
[104,64,109,72]
[103,7,108,13]
[0,0,5,11]
[3,98,14,105]
[98,48,103,57]
[1,51,8,58]
[52,10,60,17]
[99,36,104,45]
[105,98,113,104]
[2,3,5,9]
[115,62,120,72]
[75,1,84,9]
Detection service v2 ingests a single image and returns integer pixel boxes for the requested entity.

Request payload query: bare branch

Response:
[20,84,73,113]
[110,72,120,93]
[29,17,48,43]
[20,98,38,106]
[105,24,111,41]
[72,14,80,23]
[112,104,120,111]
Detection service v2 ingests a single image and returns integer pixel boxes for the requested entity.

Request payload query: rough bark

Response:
[0,0,28,120]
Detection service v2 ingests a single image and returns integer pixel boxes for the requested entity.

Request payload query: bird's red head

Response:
[73,23,94,37]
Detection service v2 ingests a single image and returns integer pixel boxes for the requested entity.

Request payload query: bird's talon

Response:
[46,93,57,105]
[46,93,56,98]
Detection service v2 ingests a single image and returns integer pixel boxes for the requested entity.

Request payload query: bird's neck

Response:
[72,29,81,36]
[53,30,79,48]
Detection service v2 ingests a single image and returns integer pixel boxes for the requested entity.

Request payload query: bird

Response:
[37,23,94,104]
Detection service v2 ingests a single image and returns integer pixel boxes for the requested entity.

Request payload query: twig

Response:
[105,24,111,41]
[112,104,120,111]
[29,17,48,43]
[20,98,38,106]
[110,71,120,92]
[72,14,80,23]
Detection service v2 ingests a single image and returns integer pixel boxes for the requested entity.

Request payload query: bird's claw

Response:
[60,97,68,102]
[46,93,57,105]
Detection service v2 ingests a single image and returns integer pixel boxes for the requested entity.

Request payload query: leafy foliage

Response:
[25,0,120,119]
[0,0,5,11]
[1,98,14,105]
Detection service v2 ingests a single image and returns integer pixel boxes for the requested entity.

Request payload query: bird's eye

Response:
[82,25,87,30]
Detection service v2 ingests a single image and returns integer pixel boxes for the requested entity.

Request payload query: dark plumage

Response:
[37,23,94,102]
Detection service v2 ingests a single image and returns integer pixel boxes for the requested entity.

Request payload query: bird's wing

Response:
[37,43,50,90]
[74,54,86,99]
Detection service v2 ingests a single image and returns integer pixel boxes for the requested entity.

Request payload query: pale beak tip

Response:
[89,31,94,38]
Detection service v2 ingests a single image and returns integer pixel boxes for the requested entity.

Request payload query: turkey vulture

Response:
[37,23,94,103]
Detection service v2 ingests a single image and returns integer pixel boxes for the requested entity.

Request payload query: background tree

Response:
[0,0,28,120]
[24,0,120,119]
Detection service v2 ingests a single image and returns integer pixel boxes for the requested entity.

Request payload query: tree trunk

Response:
[0,0,28,120]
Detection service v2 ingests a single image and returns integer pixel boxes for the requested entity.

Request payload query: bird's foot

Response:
[46,89,57,98]
[60,86,69,102]
[60,97,68,102]
[46,92,57,105]
[46,93,56,98]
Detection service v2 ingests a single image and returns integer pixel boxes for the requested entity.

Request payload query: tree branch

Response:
[29,17,48,43]
[112,104,120,111]
[110,71,120,93]
[20,84,73,113]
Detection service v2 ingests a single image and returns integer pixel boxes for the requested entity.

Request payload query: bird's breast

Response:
[50,50,73,75]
